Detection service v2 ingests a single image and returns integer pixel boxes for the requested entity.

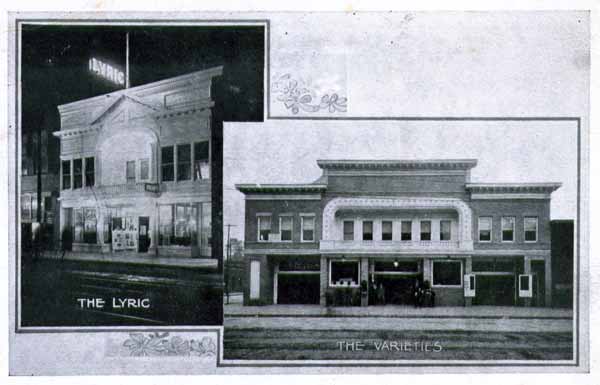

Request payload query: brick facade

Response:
[237,159,561,308]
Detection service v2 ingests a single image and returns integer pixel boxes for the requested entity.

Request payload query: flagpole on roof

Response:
[125,32,130,89]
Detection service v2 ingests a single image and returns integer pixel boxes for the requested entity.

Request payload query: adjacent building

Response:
[236,159,562,307]
[53,67,222,258]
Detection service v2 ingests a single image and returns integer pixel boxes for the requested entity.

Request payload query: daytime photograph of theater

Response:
[236,159,569,308]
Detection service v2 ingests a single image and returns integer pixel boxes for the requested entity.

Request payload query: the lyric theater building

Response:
[236,159,561,307]
[53,67,222,257]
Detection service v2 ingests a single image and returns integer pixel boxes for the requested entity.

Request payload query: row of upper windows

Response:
[341,219,453,241]
[60,141,209,190]
[257,214,316,242]
[160,142,209,182]
[477,216,538,243]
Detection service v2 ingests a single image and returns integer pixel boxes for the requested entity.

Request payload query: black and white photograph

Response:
[5,7,592,378]
[16,23,265,327]
[222,121,576,361]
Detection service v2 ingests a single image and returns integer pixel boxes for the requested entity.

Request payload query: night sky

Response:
[21,24,265,173]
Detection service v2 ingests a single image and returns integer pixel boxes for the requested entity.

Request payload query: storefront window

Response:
[194,141,209,180]
[161,146,174,182]
[73,158,83,189]
[432,260,462,286]
[177,144,192,181]
[330,260,359,286]
[73,208,84,242]
[159,203,202,247]
[201,202,211,249]
[84,208,97,244]
[159,205,173,245]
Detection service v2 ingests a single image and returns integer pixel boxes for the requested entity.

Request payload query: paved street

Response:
[223,304,573,360]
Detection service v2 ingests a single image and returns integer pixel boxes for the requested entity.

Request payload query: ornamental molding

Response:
[317,159,478,171]
[465,183,561,194]
[321,196,473,246]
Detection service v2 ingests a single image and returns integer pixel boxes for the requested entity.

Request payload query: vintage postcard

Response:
[6,9,590,376]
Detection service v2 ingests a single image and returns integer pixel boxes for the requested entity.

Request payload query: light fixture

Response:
[393,260,399,268]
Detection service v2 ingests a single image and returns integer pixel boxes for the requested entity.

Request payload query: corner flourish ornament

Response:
[272,74,347,114]
[122,332,216,357]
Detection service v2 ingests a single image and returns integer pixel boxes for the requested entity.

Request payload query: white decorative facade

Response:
[54,67,222,258]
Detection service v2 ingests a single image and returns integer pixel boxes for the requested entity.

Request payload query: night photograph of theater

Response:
[18,23,264,326]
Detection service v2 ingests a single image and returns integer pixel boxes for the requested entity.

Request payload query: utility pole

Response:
[125,31,130,89]
[224,224,236,305]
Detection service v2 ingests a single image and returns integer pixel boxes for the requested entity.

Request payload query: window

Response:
[330,260,360,287]
[159,205,174,245]
[177,144,192,181]
[126,160,136,184]
[84,157,95,187]
[140,159,149,181]
[440,220,451,241]
[21,195,31,222]
[73,158,83,189]
[158,203,200,247]
[194,141,209,180]
[201,202,211,249]
[524,217,538,242]
[280,216,293,241]
[401,220,412,241]
[432,260,462,286]
[73,208,84,242]
[382,221,393,241]
[420,220,431,241]
[502,216,515,242]
[478,216,492,242]
[362,221,373,241]
[83,208,97,244]
[61,160,71,190]
[343,221,354,241]
[301,216,315,242]
[161,146,174,182]
[258,215,271,241]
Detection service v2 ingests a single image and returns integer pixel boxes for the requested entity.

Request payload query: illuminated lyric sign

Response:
[89,58,125,86]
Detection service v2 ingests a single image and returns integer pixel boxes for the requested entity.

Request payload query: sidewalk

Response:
[41,250,218,269]
[224,303,573,319]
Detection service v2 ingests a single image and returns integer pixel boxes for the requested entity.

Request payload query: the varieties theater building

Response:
[237,159,562,307]
[54,66,222,258]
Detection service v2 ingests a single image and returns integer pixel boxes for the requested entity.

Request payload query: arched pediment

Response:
[322,196,473,249]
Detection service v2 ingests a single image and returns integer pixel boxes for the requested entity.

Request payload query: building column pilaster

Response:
[464,256,472,306]
[523,256,532,307]
[360,257,369,306]
[320,255,328,306]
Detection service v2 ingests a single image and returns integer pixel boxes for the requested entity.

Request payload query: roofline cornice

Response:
[235,184,327,194]
[465,183,562,194]
[317,159,478,171]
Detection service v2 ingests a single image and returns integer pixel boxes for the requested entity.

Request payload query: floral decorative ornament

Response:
[122,332,216,357]
[272,74,347,114]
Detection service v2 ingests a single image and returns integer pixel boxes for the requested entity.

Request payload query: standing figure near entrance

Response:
[413,279,423,308]
[376,282,386,305]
